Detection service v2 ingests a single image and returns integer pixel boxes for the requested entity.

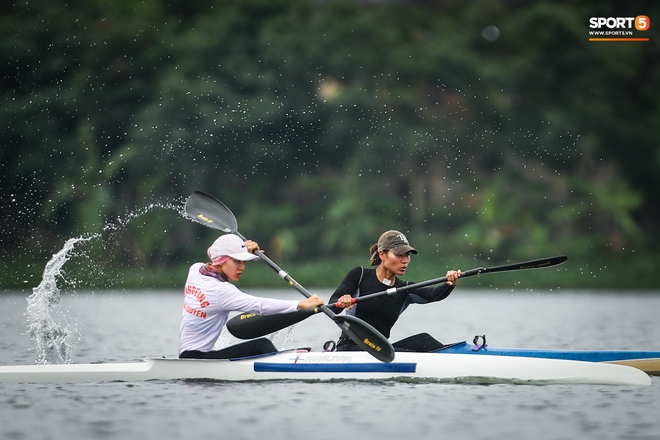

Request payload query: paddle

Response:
[226,255,568,339]
[184,191,395,363]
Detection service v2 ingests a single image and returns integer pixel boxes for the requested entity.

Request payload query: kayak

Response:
[0,350,651,385]
[435,341,660,376]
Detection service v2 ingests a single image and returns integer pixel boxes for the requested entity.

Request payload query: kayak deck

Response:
[0,351,652,385]
[436,342,660,376]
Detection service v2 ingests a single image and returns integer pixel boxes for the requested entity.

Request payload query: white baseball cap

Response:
[207,234,260,263]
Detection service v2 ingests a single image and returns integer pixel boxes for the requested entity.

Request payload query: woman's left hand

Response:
[446,269,462,286]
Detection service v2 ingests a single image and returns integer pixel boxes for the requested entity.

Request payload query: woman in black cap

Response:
[330,230,461,352]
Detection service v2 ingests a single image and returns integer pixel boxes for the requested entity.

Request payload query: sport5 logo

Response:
[589,16,650,31]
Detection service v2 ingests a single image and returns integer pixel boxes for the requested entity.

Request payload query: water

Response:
[1,289,659,440]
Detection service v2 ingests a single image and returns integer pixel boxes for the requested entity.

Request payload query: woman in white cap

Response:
[179,234,324,359]
[330,230,461,352]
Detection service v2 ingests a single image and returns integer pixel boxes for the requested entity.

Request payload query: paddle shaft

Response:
[231,231,335,317]
[226,255,568,339]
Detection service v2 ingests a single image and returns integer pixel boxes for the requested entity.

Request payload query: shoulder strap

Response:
[353,266,364,299]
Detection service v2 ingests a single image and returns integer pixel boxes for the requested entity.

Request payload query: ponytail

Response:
[369,243,380,266]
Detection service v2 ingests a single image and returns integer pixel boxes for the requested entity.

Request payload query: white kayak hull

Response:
[0,351,651,385]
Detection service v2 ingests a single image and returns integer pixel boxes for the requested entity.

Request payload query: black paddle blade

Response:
[185,191,237,233]
[226,309,320,340]
[484,255,568,274]
[334,315,395,362]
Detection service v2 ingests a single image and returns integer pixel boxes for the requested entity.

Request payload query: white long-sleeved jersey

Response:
[178,263,298,355]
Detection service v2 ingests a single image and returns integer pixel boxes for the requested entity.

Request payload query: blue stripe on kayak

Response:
[436,344,660,362]
[253,362,417,373]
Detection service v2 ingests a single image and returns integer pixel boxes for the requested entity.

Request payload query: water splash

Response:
[102,200,187,234]
[24,200,187,364]
[26,235,98,364]
[216,324,294,351]
[283,325,296,348]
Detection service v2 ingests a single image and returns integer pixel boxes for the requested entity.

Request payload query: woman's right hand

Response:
[298,294,324,310]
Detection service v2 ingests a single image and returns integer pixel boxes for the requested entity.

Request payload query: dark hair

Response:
[369,243,381,266]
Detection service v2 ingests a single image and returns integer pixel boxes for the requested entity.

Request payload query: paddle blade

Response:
[334,315,395,363]
[483,255,568,274]
[185,191,237,233]
[226,309,320,339]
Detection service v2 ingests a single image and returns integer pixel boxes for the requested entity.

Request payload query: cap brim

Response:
[390,245,417,255]
[228,252,260,261]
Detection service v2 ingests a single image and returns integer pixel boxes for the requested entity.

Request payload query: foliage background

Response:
[2,0,659,290]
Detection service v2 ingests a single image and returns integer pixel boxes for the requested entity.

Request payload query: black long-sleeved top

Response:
[329,266,454,341]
